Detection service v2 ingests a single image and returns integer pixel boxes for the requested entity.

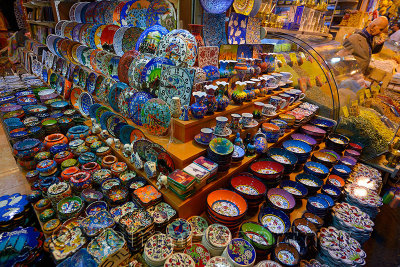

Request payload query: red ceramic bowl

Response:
[61,166,80,182]
[327,175,345,189]
[230,175,266,200]
[250,161,284,180]
[349,142,363,152]
[207,189,247,222]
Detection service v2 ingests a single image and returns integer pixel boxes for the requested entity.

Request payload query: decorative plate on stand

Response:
[117,87,137,117]
[140,57,174,96]
[144,143,166,162]
[121,27,144,54]
[122,0,150,28]
[119,125,135,144]
[233,0,255,15]
[157,151,175,175]
[141,98,171,136]
[199,0,234,14]
[132,139,152,160]
[95,106,112,124]
[78,92,94,117]
[135,24,169,54]
[113,26,129,56]
[96,77,116,104]
[70,87,83,109]
[106,114,128,138]
[146,0,177,31]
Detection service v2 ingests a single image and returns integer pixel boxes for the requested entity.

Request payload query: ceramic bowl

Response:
[344,149,361,159]
[316,193,334,208]
[295,173,323,194]
[85,200,108,216]
[290,133,317,148]
[310,117,336,132]
[258,205,290,235]
[273,242,299,266]
[250,160,284,180]
[267,148,298,175]
[321,184,341,200]
[230,175,266,200]
[304,161,329,179]
[300,125,326,143]
[267,188,296,213]
[239,222,276,251]
[338,156,357,169]
[302,212,324,229]
[311,151,337,168]
[279,180,308,199]
[319,149,341,160]
[306,196,329,216]
[327,175,345,189]
[232,145,245,163]
[292,218,317,237]
[279,233,307,257]
[81,188,103,203]
[282,140,311,164]
[209,138,234,156]
[331,164,351,179]
[325,133,350,152]
[349,142,363,152]
[207,189,247,221]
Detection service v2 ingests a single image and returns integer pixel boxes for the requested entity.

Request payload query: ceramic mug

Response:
[279,93,294,107]
[230,113,241,130]
[287,89,305,102]
[241,113,253,127]
[214,116,228,136]
[269,96,287,111]
[280,72,292,82]
[263,75,278,88]
[262,104,277,115]
[253,102,264,119]
[200,128,213,143]
[271,73,283,83]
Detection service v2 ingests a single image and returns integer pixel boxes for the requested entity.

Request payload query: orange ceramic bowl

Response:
[207,189,247,222]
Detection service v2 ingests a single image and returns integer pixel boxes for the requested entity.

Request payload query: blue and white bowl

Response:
[304,161,329,179]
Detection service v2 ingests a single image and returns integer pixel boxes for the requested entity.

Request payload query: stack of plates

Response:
[221,238,256,267]
[317,226,366,266]
[166,218,192,251]
[300,124,326,144]
[143,234,173,266]
[164,253,195,267]
[132,185,162,208]
[184,244,211,266]
[146,202,177,232]
[332,202,374,244]
[201,224,232,257]
[206,189,247,232]
[187,216,208,243]
[118,209,154,253]
[167,170,196,200]
[344,184,383,219]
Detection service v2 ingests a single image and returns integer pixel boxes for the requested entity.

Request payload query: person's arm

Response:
[372,41,384,54]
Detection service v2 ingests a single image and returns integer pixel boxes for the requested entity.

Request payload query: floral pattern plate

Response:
[80,210,115,237]
[141,98,171,136]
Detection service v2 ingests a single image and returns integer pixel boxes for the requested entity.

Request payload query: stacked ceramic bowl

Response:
[325,133,350,153]
[300,124,326,144]
[258,205,290,236]
[310,117,337,133]
[188,216,208,243]
[239,222,276,257]
[311,151,337,168]
[306,195,330,218]
[56,196,84,221]
[332,202,374,244]
[250,160,284,187]
[291,133,317,150]
[283,140,312,165]
[221,238,256,267]
[321,184,342,201]
[267,188,296,214]
[267,148,298,175]
[331,164,352,179]
[273,242,300,266]
[206,189,247,231]
[207,138,234,173]
[166,218,192,251]
[201,224,232,257]
[279,180,308,204]
[143,234,174,266]
[229,174,266,212]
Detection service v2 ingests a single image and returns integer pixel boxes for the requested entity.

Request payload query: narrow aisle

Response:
[0,123,30,195]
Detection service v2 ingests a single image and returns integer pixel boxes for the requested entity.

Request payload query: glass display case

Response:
[261,32,398,159]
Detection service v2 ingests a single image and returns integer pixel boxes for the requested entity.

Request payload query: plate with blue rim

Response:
[95,105,112,124]
[89,103,102,119]
[108,82,129,113]
[78,92,94,117]
[99,111,114,131]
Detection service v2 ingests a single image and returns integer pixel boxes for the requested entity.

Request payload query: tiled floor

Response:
[0,122,398,265]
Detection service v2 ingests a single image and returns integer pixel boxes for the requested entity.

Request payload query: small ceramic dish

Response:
[327,175,345,189]
[85,201,108,216]
[325,133,350,152]
[303,161,329,180]
[250,161,284,180]
[306,196,329,214]
[292,218,317,237]
[267,188,296,213]
[331,164,352,178]
[230,175,266,200]
[338,156,357,169]
[316,193,334,208]
[209,137,234,156]
[282,140,312,155]
[239,221,276,250]
[302,212,324,229]
[311,151,337,168]
[290,133,317,148]
[258,205,290,235]
[310,117,336,132]
[279,180,308,199]
[232,145,245,163]
[295,173,323,194]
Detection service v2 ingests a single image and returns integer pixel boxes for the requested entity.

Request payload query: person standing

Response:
[343,16,389,74]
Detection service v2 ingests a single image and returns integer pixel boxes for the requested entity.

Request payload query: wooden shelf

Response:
[263,27,332,38]
[23,1,52,7]
[27,20,55,27]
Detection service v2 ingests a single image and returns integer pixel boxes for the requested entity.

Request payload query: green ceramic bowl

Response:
[239,221,275,250]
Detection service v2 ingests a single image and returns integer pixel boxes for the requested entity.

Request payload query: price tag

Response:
[276,54,286,64]
[289,53,298,65]
[342,106,349,117]
[352,100,358,106]
[365,89,372,98]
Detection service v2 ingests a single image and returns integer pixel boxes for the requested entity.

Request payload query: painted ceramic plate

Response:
[106,114,128,138]
[146,0,177,31]
[141,98,171,136]
[78,92,94,117]
[132,139,152,160]
[157,151,175,175]
[128,91,153,126]
[135,24,169,54]
[70,87,83,109]
[108,82,129,113]
[95,106,112,123]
